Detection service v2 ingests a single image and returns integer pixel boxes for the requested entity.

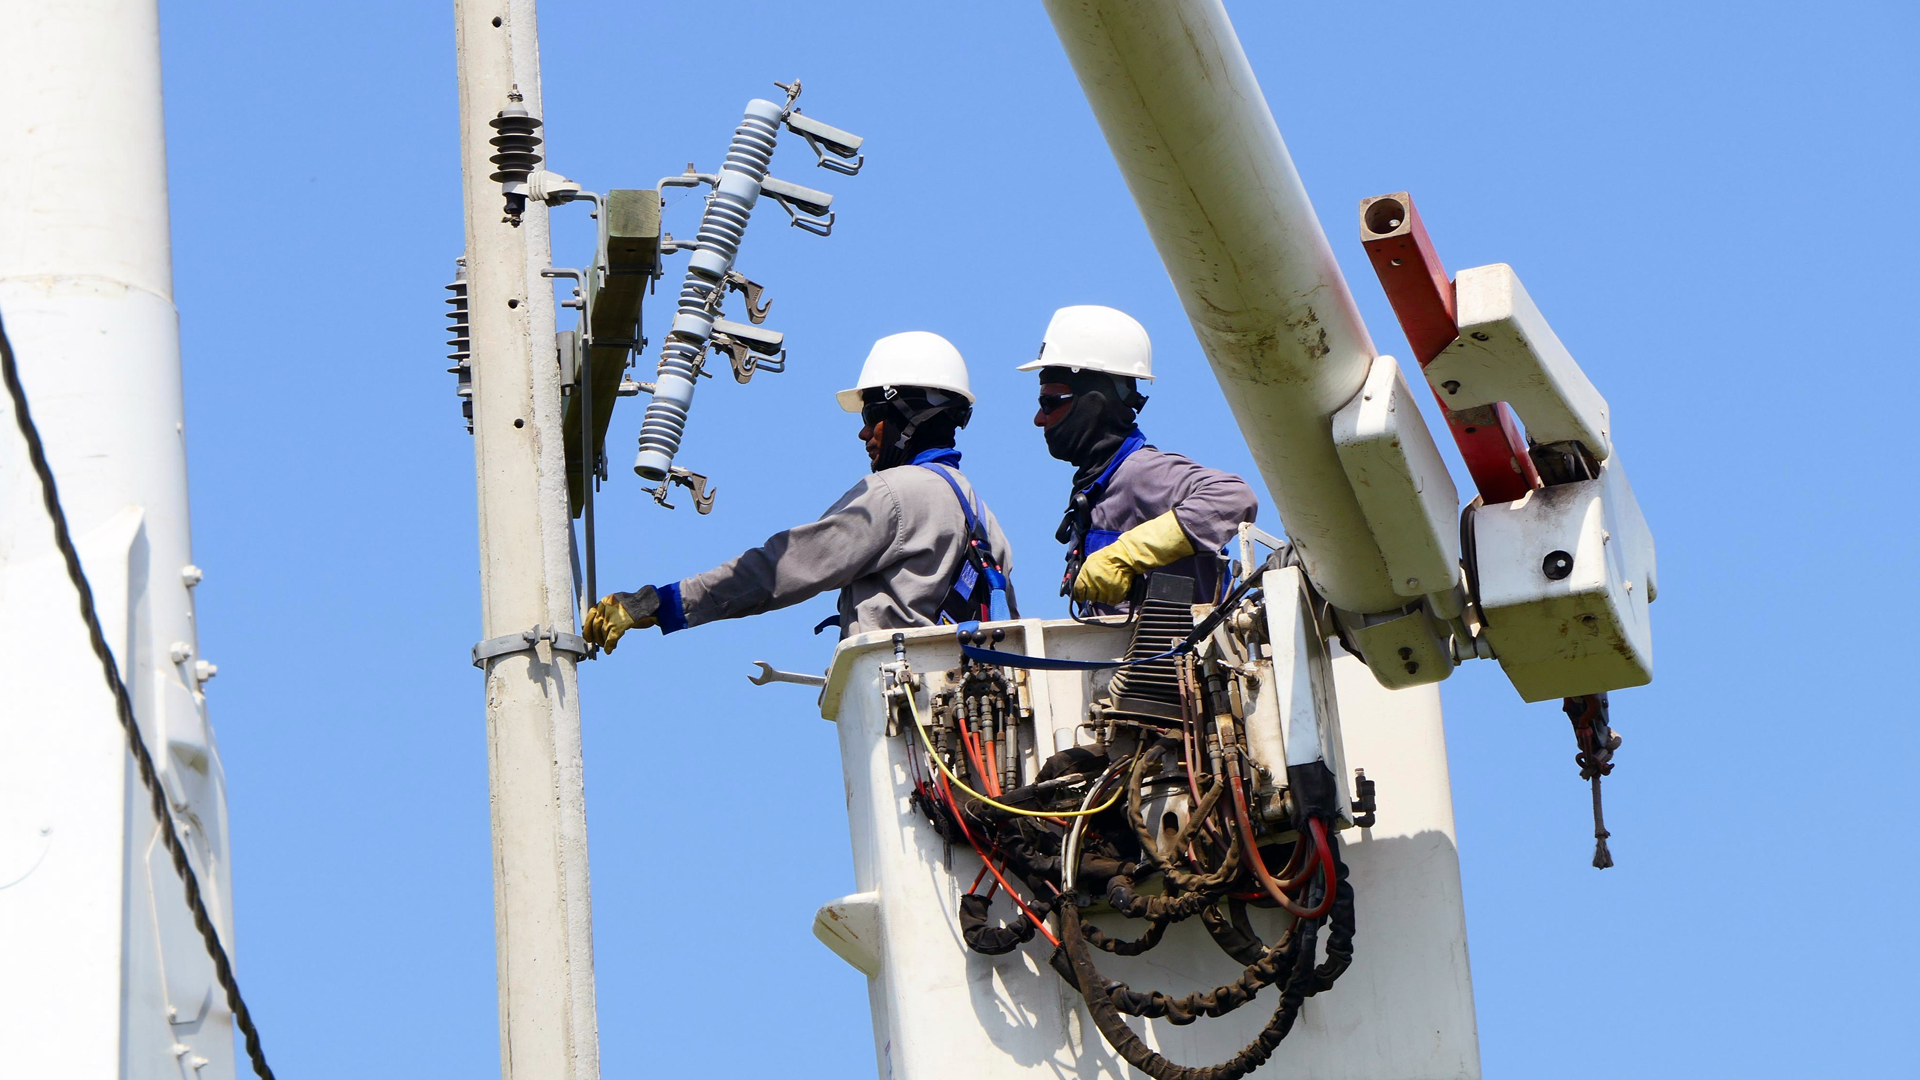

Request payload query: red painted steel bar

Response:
[1358,192,1541,503]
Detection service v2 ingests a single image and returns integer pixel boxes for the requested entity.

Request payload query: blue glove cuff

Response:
[655,581,688,634]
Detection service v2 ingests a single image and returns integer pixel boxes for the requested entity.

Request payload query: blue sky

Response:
[158,1,1916,1076]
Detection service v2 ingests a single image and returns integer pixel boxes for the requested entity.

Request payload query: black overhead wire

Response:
[0,310,277,1080]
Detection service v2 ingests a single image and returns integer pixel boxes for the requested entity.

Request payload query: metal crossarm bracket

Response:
[471,624,592,668]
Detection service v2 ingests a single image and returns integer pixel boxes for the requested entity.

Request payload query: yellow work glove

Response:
[583,587,660,653]
[1071,511,1195,606]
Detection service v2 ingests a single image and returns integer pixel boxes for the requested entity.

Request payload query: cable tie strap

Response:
[471,624,591,668]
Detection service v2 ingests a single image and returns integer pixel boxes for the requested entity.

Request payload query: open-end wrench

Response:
[749,660,825,688]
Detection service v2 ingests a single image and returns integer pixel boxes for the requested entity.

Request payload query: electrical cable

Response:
[906,689,1121,819]
[0,310,277,1080]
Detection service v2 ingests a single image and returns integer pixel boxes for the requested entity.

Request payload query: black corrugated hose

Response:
[926,728,1359,1078]
[1057,843,1354,1080]
[1,310,277,1079]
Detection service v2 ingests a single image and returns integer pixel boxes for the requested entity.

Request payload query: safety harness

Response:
[917,459,1011,624]
[1056,428,1147,599]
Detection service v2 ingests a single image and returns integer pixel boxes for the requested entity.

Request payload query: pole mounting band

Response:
[471,624,590,668]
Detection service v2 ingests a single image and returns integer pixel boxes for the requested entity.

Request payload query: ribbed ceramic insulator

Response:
[634,98,784,480]
[445,257,473,433]
[486,106,543,184]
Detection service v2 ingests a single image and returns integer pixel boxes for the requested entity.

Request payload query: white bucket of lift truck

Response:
[812,616,1481,1080]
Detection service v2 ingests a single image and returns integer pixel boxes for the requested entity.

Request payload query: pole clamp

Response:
[471,624,591,668]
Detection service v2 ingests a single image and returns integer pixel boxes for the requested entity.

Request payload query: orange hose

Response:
[961,728,994,797]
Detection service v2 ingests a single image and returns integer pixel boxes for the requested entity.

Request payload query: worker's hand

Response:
[1070,511,1195,606]
[584,587,660,653]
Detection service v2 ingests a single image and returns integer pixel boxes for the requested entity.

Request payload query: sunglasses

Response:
[861,402,892,428]
[1037,392,1075,414]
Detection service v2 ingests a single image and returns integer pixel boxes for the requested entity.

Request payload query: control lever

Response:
[760,174,837,235]
[710,318,788,383]
[749,661,826,688]
[711,334,788,383]
[724,270,771,323]
[782,105,865,176]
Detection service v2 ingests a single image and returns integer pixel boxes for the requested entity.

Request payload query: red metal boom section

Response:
[1359,193,1540,503]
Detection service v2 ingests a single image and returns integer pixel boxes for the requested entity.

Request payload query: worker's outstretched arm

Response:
[586,475,905,651]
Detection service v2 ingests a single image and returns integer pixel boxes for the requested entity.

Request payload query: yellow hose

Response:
[904,689,1122,819]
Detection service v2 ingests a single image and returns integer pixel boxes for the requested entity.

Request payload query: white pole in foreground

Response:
[453,3,601,1078]
[0,1,236,1076]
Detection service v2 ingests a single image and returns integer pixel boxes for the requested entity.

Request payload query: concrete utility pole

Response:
[452,3,601,1078]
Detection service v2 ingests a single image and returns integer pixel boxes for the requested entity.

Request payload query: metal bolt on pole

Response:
[452,2,601,1078]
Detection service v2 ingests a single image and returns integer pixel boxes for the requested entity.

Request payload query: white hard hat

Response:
[1018,305,1154,381]
[836,331,974,412]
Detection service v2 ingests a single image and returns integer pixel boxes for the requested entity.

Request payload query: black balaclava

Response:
[865,387,968,472]
[1040,366,1143,489]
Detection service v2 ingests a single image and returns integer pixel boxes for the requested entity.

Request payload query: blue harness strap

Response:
[1079,429,1148,502]
[917,462,1011,622]
[918,462,984,537]
[1066,429,1147,561]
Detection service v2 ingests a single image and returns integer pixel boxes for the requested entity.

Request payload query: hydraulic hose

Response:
[1057,882,1325,1080]
[1063,760,1129,891]
[1126,743,1240,892]
[1233,768,1334,919]
[1199,900,1267,965]
[908,687,1121,820]
[940,775,1060,947]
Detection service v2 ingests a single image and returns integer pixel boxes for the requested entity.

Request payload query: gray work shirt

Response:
[679,463,1017,638]
[1087,445,1259,601]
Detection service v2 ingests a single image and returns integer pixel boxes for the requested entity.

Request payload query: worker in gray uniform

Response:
[584,331,1016,652]
[1024,305,1258,611]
